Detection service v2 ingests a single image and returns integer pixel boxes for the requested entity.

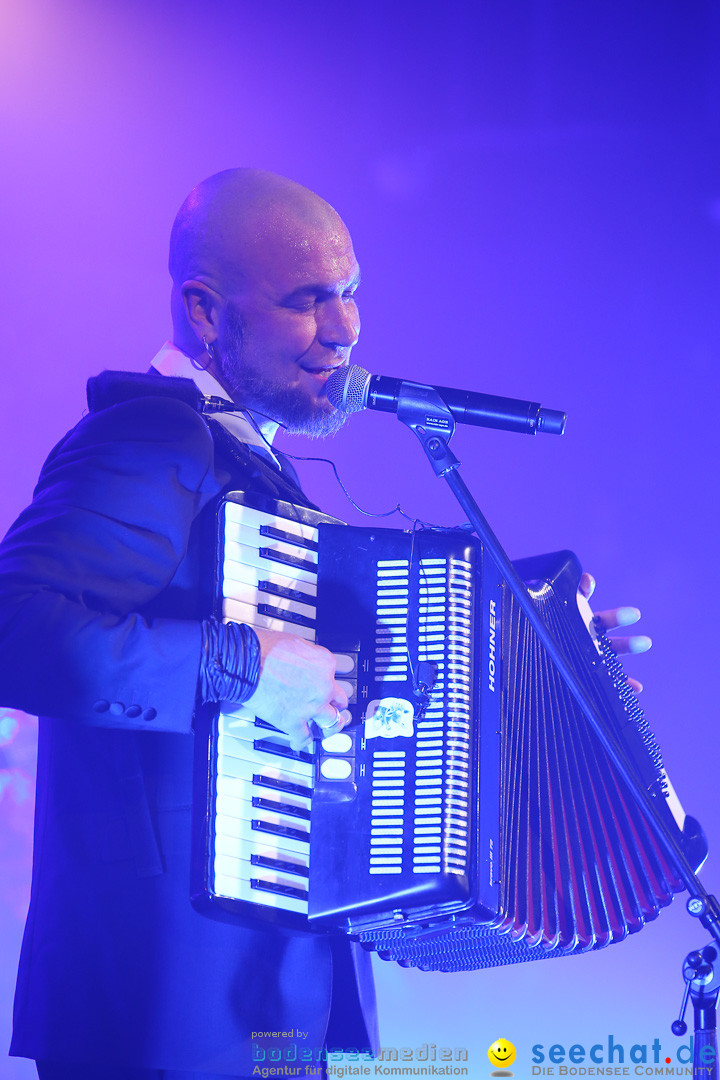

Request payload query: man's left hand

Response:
[579,572,652,694]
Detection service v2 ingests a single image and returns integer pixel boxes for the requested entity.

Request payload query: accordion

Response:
[191,491,707,972]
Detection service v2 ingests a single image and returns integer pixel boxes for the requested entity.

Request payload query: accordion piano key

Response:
[190,492,344,931]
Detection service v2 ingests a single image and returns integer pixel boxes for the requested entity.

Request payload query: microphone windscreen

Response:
[325,365,371,413]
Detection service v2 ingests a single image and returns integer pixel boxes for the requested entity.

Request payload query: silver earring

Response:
[192,336,214,372]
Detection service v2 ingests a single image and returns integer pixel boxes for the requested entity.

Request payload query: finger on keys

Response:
[593,606,642,632]
[604,634,652,656]
[288,720,313,753]
[311,703,349,739]
[332,681,349,712]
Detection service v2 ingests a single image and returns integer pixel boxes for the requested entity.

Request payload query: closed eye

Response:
[280,274,360,311]
[283,298,316,312]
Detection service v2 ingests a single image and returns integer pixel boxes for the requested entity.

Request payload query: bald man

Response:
[0,170,377,1080]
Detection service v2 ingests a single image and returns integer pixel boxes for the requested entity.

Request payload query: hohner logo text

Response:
[488,599,497,692]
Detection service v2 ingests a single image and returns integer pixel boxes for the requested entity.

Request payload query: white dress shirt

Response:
[150,341,280,468]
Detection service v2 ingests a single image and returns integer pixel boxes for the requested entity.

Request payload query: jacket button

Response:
[109,702,125,716]
[93,700,110,712]
[125,704,142,718]
[142,708,157,722]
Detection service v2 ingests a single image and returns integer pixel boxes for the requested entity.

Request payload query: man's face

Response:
[215,212,360,437]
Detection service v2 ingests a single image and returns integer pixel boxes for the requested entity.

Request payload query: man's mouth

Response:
[299,363,346,380]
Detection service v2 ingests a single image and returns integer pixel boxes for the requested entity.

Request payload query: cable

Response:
[248,409,473,531]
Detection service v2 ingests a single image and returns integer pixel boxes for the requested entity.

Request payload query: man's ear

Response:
[181,280,222,344]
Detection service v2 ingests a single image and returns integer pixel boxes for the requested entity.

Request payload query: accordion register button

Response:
[336,680,356,702]
[109,702,125,716]
[320,758,352,781]
[92,700,110,712]
[321,732,352,754]
[333,652,357,675]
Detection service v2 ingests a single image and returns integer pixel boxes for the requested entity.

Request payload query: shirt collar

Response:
[150,341,280,467]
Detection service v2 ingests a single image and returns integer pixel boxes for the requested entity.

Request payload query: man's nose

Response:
[318,297,360,349]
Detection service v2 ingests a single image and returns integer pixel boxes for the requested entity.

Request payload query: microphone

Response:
[325,365,566,436]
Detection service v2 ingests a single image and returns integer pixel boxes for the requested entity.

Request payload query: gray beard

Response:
[217,306,348,438]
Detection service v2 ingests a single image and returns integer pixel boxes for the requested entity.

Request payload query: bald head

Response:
[167,168,361,437]
[169,168,344,296]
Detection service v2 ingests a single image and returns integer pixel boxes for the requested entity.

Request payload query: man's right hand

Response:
[245,627,349,750]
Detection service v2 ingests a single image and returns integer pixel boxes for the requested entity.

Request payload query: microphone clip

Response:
[395,381,461,478]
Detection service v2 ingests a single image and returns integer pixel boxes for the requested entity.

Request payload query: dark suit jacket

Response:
[0,374,377,1074]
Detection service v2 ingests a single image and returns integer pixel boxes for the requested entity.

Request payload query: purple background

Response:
[1,0,719,1074]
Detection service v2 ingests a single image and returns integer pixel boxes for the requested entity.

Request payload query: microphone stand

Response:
[672,946,719,1080]
[393,381,720,950]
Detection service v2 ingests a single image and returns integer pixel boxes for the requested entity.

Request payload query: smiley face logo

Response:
[488,1038,516,1070]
